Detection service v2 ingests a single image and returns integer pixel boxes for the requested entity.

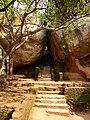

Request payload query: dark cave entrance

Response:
[38,46,54,66]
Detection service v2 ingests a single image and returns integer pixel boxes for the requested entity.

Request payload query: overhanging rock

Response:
[12,30,47,67]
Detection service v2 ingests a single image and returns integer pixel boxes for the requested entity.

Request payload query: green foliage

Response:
[38,1,61,27]
[0,0,11,7]
[0,107,14,120]
[0,0,89,27]
[65,87,90,107]
[0,76,5,85]
[61,30,73,48]
[38,0,90,27]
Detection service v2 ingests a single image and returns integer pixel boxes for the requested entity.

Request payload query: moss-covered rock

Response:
[65,87,90,107]
[0,107,14,120]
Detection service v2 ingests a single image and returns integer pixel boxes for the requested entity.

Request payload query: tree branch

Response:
[55,13,90,31]
[0,0,16,12]
[22,26,43,37]
[20,0,42,34]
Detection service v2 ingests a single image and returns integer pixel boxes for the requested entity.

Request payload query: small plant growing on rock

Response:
[0,76,6,86]
[35,67,40,81]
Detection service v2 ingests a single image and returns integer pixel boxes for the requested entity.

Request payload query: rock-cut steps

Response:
[35,93,70,116]
[34,70,70,116]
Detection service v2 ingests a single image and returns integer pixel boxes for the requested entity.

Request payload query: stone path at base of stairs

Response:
[29,106,90,120]
[29,107,70,120]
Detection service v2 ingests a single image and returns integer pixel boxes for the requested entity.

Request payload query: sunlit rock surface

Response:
[12,30,47,67]
[48,17,90,67]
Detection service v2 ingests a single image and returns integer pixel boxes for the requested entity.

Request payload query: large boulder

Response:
[12,30,47,67]
[48,31,66,62]
[48,17,90,67]
[68,17,90,64]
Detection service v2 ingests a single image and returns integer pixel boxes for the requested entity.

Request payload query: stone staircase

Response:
[34,67,70,116]
[39,66,51,79]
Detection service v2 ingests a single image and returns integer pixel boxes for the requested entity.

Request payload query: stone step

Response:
[36,85,57,91]
[46,108,69,116]
[19,79,87,87]
[36,94,65,99]
[32,81,75,87]
[35,103,69,109]
[34,81,63,85]
[35,98,66,104]
[40,77,51,80]
[39,77,51,80]
[27,80,60,85]
[38,90,61,94]
[34,85,60,91]
[39,77,51,81]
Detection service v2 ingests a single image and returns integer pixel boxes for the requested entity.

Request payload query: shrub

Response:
[65,87,90,108]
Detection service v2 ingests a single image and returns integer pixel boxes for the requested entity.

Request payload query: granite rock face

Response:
[69,17,90,67]
[48,31,66,62]
[48,17,90,67]
[12,30,47,67]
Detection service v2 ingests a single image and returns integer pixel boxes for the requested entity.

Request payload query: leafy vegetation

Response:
[38,0,90,27]
[65,87,90,109]
[0,107,14,120]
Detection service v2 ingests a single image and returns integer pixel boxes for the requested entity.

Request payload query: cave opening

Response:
[38,46,54,66]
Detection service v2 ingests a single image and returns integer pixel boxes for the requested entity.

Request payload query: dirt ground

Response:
[29,107,90,120]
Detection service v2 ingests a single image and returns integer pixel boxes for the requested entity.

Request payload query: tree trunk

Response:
[9,55,13,75]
